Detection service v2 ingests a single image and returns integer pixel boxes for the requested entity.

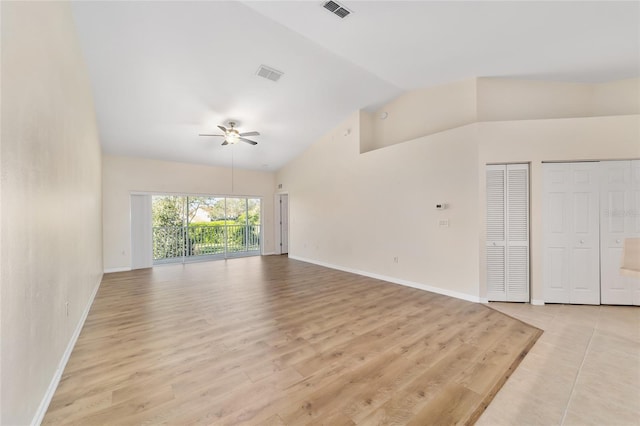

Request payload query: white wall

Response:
[1,2,103,424]
[277,79,640,302]
[102,155,276,271]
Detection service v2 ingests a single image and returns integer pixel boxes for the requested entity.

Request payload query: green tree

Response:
[152,196,185,227]
[152,196,186,259]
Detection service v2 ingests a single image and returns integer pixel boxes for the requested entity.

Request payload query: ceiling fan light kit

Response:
[200,121,260,146]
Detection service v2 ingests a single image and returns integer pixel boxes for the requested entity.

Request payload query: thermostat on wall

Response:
[436,203,447,210]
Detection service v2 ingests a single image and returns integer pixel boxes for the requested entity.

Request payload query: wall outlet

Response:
[439,219,450,228]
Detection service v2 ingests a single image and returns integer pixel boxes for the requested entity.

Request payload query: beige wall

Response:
[362,79,477,152]
[478,77,640,121]
[592,77,640,116]
[278,113,481,300]
[361,77,640,154]
[1,2,103,425]
[278,80,640,302]
[476,78,594,121]
[102,155,276,271]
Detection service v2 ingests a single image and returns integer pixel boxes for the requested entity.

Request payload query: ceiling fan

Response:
[199,121,259,146]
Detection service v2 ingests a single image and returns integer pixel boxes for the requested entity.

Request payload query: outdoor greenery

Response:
[152,196,261,260]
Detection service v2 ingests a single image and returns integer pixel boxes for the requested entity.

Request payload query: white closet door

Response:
[543,163,600,305]
[506,164,529,302]
[601,160,640,305]
[486,164,529,302]
[487,165,507,301]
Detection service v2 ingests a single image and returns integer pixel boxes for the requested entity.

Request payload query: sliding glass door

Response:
[151,195,261,264]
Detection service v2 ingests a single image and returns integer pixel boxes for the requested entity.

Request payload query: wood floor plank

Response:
[42,256,540,425]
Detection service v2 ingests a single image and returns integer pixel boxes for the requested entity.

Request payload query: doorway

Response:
[277,193,289,255]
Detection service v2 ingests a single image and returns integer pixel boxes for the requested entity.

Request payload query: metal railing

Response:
[153,224,260,262]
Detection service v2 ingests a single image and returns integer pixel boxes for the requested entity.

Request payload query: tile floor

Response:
[477,303,640,426]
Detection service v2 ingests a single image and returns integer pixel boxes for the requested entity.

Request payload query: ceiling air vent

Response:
[256,65,284,82]
[323,1,351,19]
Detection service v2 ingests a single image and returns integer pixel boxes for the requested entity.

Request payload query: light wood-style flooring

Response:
[43,256,541,425]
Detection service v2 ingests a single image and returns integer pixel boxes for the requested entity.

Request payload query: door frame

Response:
[274,192,289,255]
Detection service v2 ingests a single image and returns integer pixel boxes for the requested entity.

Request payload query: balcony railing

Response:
[153,224,260,262]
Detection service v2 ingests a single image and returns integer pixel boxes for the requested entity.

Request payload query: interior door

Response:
[486,164,529,302]
[486,165,507,301]
[131,194,153,269]
[632,160,640,305]
[543,162,600,304]
[280,194,289,254]
[601,160,640,305]
[505,164,530,302]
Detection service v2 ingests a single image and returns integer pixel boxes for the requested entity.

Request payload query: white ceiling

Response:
[71,1,639,171]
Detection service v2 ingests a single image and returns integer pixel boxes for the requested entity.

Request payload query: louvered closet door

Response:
[486,164,529,302]
[487,166,507,301]
[506,165,530,301]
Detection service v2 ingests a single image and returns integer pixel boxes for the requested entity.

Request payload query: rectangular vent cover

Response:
[256,65,284,82]
[323,1,351,19]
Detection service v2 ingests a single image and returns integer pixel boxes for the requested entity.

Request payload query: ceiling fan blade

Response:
[239,137,258,145]
[199,134,225,137]
[239,131,260,137]
[217,125,227,133]
[221,140,229,146]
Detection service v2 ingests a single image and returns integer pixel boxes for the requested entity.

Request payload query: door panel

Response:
[280,194,289,254]
[543,162,600,304]
[131,194,153,269]
[487,245,506,299]
[486,165,507,301]
[600,160,640,305]
[486,164,529,302]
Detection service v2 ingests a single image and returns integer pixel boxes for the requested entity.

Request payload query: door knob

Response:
[616,239,621,244]
[580,240,585,244]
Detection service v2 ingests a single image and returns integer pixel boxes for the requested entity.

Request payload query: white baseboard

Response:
[31,275,102,426]
[104,266,131,273]
[288,255,482,303]
[262,252,277,256]
[531,299,545,306]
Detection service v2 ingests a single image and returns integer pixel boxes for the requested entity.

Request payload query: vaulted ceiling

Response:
[71,1,640,171]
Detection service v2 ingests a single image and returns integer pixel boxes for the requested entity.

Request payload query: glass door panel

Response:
[152,194,261,263]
